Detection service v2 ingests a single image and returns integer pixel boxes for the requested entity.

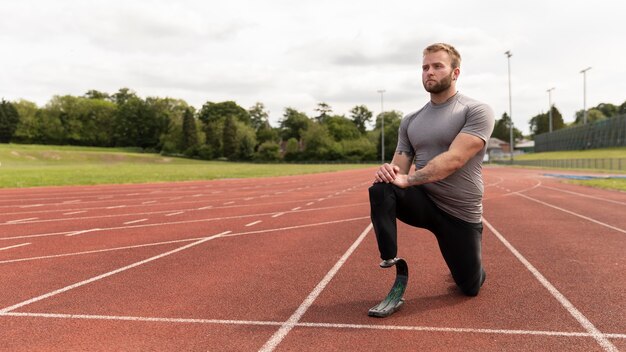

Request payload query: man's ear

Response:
[453,68,460,80]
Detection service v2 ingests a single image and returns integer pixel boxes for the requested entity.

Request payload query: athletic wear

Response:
[396,93,494,223]
[370,93,493,296]
[369,183,485,296]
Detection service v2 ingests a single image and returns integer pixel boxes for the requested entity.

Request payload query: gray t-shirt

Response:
[396,93,495,223]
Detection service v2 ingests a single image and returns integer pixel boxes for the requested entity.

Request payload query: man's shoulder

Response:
[403,102,430,122]
[456,94,494,120]
[456,93,490,109]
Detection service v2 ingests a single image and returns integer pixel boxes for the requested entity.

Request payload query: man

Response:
[369,43,494,296]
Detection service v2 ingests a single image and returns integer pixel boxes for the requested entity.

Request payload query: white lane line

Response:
[65,228,102,237]
[244,197,254,201]
[142,201,157,205]
[271,212,284,218]
[5,312,626,339]
[245,220,262,227]
[165,212,184,217]
[515,193,626,234]
[223,201,235,205]
[123,219,148,225]
[259,223,372,352]
[306,202,314,206]
[0,243,30,251]
[0,238,196,264]
[5,218,39,224]
[198,206,213,210]
[127,193,140,196]
[483,218,618,352]
[63,211,86,216]
[0,231,232,314]
[541,185,626,206]
[317,198,325,201]
[0,217,369,265]
[98,196,113,200]
[62,200,81,204]
[106,205,126,209]
[291,207,301,211]
[19,204,44,208]
[1,203,367,241]
[191,194,203,197]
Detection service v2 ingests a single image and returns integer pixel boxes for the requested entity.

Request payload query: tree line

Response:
[490,99,626,142]
[0,88,403,162]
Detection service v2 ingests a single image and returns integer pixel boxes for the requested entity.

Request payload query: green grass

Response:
[0,144,375,188]
[515,147,626,160]
[567,179,626,192]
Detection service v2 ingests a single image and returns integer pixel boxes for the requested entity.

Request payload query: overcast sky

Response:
[2,0,625,134]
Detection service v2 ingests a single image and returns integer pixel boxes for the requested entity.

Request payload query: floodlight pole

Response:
[580,67,591,124]
[547,87,555,133]
[505,51,514,162]
[377,89,386,164]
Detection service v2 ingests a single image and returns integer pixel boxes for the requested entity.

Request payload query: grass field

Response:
[512,147,626,191]
[514,146,626,160]
[0,144,374,188]
[3,144,625,191]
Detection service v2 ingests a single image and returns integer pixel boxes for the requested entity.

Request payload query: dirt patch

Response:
[41,152,62,160]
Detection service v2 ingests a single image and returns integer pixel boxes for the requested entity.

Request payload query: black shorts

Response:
[369,182,485,296]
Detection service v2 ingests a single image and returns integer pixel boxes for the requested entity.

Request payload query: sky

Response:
[2,0,625,135]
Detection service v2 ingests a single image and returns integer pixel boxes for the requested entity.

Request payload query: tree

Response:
[323,115,361,141]
[84,90,110,100]
[12,100,39,143]
[235,121,257,160]
[0,99,19,143]
[111,87,137,106]
[249,102,270,131]
[350,105,373,134]
[574,108,607,125]
[314,102,332,122]
[254,141,281,162]
[222,116,238,159]
[182,108,199,153]
[113,95,160,149]
[198,101,250,126]
[374,110,403,161]
[198,101,250,159]
[301,122,339,160]
[594,103,618,118]
[279,107,310,141]
[619,100,626,115]
[529,106,565,136]
[284,138,300,161]
[492,112,522,141]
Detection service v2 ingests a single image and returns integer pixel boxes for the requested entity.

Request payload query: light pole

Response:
[580,67,591,124]
[505,51,514,162]
[547,87,555,133]
[377,89,386,163]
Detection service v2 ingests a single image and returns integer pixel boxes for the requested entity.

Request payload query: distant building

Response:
[487,137,508,160]
[515,139,535,153]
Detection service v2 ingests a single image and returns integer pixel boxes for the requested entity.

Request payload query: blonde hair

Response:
[423,43,461,69]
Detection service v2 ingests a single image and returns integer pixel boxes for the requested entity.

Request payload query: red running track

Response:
[0,166,624,351]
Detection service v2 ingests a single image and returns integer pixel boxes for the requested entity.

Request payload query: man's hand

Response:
[374,163,400,183]
[391,174,410,188]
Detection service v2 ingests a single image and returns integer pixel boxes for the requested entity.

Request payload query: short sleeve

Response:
[395,115,415,155]
[461,103,495,143]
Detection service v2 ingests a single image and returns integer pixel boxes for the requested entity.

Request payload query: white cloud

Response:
[1,0,625,134]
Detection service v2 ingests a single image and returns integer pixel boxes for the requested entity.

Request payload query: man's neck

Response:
[430,89,458,105]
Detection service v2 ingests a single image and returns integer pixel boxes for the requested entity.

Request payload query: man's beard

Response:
[423,73,453,94]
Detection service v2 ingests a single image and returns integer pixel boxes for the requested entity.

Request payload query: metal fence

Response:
[535,114,626,152]
[510,158,626,171]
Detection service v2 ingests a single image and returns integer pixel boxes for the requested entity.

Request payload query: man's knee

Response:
[369,182,393,206]
[459,269,486,297]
